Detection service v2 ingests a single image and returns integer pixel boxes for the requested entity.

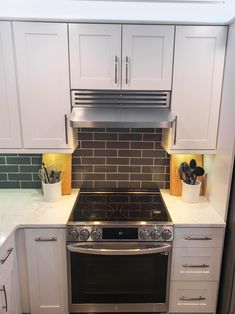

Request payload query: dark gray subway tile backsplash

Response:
[0,128,170,189]
[72,128,170,190]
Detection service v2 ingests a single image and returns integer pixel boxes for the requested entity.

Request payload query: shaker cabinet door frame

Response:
[0,22,22,148]
[13,22,72,149]
[69,24,122,90]
[171,26,227,150]
[122,25,174,90]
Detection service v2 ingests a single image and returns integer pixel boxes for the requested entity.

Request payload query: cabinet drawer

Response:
[174,228,224,248]
[171,247,222,281]
[170,281,217,313]
[0,235,15,277]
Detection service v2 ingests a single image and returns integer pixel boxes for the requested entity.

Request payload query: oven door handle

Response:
[67,243,171,256]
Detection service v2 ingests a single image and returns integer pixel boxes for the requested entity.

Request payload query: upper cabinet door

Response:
[69,24,121,90]
[0,22,22,148]
[13,22,72,149]
[122,25,174,90]
[171,26,227,150]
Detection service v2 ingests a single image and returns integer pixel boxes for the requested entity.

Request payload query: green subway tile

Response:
[21,181,41,189]
[0,157,6,164]
[19,165,40,173]
[0,154,17,156]
[18,154,41,157]
[8,173,32,181]
[0,165,19,172]
[31,156,42,165]
[6,157,31,164]
[0,182,20,188]
[0,173,7,181]
[32,174,41,181]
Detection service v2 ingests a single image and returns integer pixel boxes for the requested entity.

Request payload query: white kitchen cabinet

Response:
[25,228,68,314]
[69,24,174,91]
[0,261,20,314]
[13,22,73,149]
[122,25,174,90]
[0,22,22,148]
[162,26,227,152]
[169,227,224,314]
[0,235,21,314]
[69,24,121,90]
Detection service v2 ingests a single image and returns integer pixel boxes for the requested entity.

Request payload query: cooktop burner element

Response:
[71,189,171,222]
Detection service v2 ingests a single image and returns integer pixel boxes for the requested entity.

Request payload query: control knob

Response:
[91,229,101,241]
[162,229,172,241]
[79,229,90,241]
[151,229,161,240]
[68,228,79,240]
[140,230,150,240]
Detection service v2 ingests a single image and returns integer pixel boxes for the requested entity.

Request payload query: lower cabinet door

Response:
[169,281,218,313]
[25,229,68,314]
[0,266,19,314]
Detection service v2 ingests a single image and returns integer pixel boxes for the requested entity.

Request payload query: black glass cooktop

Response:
[71,188,171,222]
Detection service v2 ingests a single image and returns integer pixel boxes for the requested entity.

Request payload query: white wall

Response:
[205,22,235,221]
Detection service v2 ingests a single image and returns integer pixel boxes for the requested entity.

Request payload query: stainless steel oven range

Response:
[67,188,173,313]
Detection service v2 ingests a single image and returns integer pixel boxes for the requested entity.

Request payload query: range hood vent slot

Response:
[72,90,170,108]
[70,90,174,128]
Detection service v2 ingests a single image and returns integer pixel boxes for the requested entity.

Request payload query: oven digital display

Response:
[102,228,139,240]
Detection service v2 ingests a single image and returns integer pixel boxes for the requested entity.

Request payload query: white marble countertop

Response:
[161,189,225,228]
[0,188,226,250]
[0,189,79,248]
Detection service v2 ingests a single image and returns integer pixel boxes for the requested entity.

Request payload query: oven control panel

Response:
[67,225,173,242]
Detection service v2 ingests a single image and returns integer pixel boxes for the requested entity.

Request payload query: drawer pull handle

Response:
[114,56,119,85]
[180,296,206,301]
[125,56,129,85]
[184,236,212,241]
[35,237,57,242]
[0,285,8,311]
[0,248,13,265]
[182,263,210,268]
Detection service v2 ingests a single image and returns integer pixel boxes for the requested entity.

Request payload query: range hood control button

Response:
[140,230,150,240]
[80,229,90,241]
[162,229,172,241]
[91,229,101,241]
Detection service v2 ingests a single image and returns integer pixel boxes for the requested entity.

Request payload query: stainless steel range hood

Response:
[70,90,175,128]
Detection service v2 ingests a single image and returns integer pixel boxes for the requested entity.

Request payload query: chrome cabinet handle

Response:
[182,263,209,268]
[35,237,57,242]
[125,56,129,85]
[184,236,212,241]
[180,296,206,301]
[0,248,13,265]
[114,56,119,85]
[0,285,8,312]
[64,114,68,144]
[173,115,178,145]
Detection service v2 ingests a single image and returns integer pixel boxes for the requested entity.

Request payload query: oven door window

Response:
[70,251,168,304]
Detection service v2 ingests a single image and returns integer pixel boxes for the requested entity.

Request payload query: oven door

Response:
[67,242,172,313]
